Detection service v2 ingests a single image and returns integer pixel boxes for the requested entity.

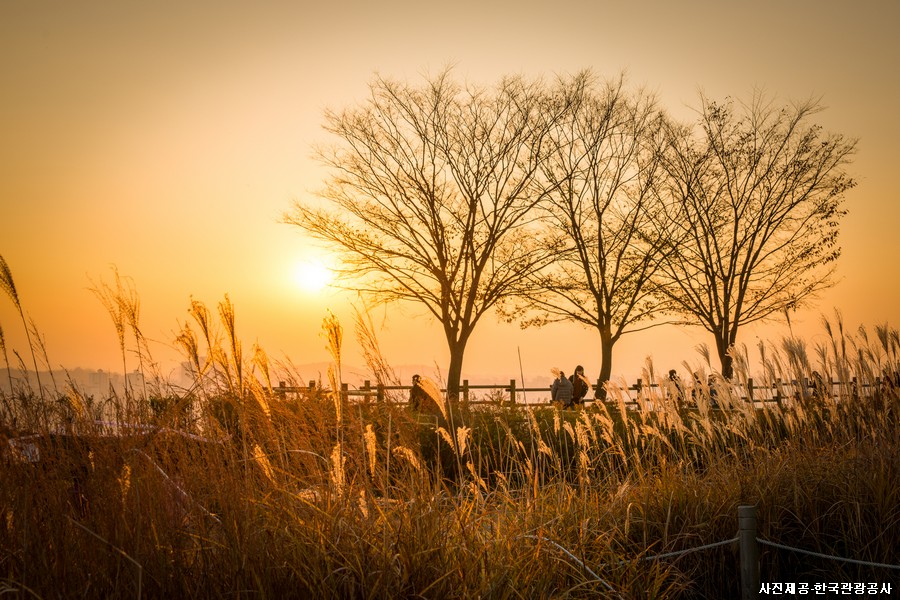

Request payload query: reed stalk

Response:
[0,255,44,401]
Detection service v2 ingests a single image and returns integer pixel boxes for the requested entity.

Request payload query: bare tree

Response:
[285,71,568,398]
[501,74,672,396]
[657,93,856,378]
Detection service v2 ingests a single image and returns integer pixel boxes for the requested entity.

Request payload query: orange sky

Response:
[2,1,899,387]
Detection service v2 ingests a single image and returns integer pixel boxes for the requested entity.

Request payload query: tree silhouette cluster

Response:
[286,70,856,395]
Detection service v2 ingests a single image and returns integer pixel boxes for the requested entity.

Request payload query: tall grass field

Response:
[1,291,898,598]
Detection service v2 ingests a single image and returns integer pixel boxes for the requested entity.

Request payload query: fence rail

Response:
[273,375,889,407]
[275,379,549,404]
[532,505,897,599]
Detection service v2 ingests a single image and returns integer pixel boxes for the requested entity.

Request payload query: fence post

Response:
[738,505,760,600]
[463,379,469,403]
[361,380,371,405]
[509,379,517,404]
[341,383,349,403]
[377,384,384,403]
[748,378,754,404]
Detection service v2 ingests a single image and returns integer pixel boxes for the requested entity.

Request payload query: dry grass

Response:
[1,287,899,597]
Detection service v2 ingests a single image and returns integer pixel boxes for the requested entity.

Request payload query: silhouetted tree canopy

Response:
[285,71,570,397]
[499,73,673,396]
[657,93,856,378]
[287,72,857,391]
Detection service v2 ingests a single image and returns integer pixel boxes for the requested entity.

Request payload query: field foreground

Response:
[2,368,899,599]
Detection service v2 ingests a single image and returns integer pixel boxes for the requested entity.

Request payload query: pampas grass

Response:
[1,271,898,597]
[0,254,44,400]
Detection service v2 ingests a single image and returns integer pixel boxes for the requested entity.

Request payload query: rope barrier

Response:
[521,534,622,598]
[526,532,739,573]
[631,536,739,563]
[757,537,900,571]
[129,449,221,524]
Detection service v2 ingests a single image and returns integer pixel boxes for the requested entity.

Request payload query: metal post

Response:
[739,505,759,600]
[509,379,516,404]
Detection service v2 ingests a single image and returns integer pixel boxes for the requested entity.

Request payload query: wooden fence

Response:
[275,375,889,407]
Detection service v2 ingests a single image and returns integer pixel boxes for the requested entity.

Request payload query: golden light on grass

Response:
[391,446,423,472]
[329,443,346,493]
[437,426,455,451]
[117,464,131,501]
[253,444,275,483]
[364,424,377,478]
[3,258,899,597]
[416,375,448,421]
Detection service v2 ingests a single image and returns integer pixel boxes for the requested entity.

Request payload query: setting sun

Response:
[292,259,333,293]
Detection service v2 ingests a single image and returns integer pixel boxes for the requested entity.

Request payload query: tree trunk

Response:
[596,327,614,400]
[715,333,734,380]
[445,335,469,402]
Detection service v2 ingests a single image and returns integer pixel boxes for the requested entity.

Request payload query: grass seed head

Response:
[391,446,423,472]
[364,424,377,478]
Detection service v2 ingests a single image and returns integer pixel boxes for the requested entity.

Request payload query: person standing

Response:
[409,374,427,411]
[690,372,704,406]
[569,365,589,406]
[551,369,574,408]
[707,374,720,408]
[810,371,829,404]
[667,369,686,409]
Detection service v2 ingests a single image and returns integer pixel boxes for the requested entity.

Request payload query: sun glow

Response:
[293,260,333,293]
